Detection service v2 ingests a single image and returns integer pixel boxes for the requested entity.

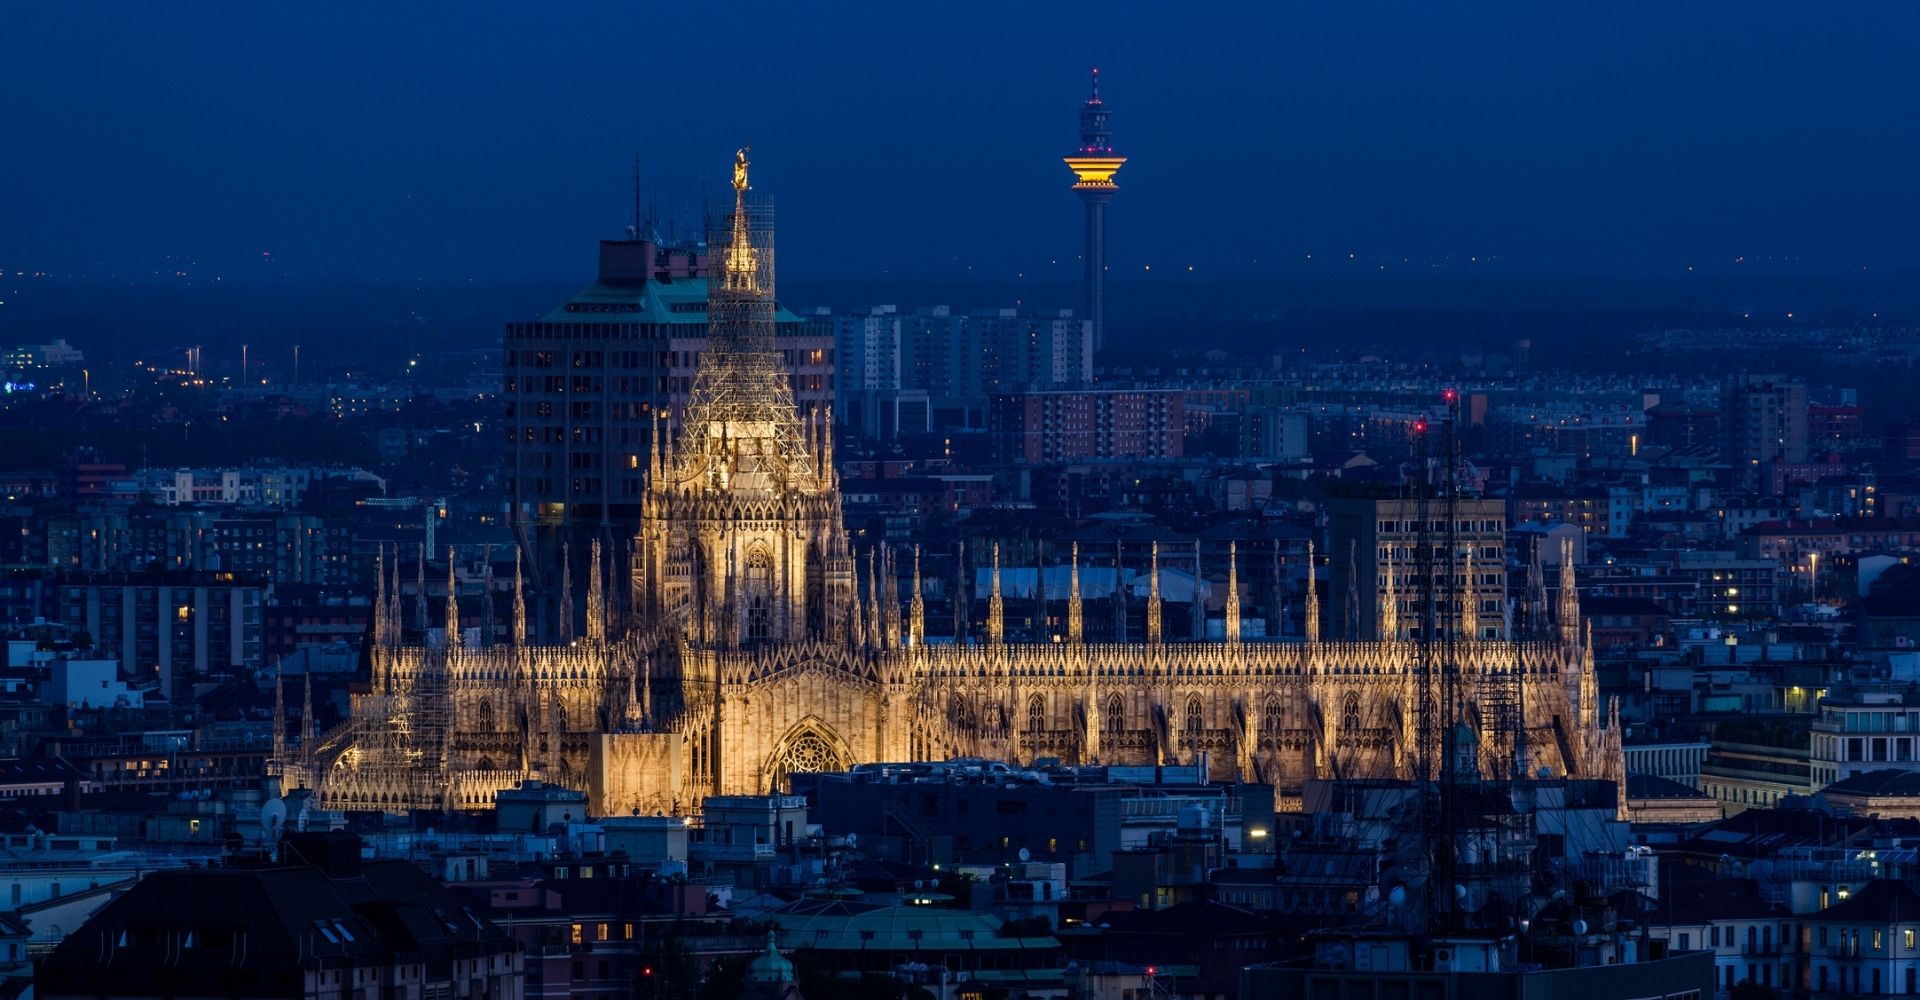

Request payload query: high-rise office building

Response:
[831,306,903,392]
[1326,495,1510,642]
[1063,68,1126,352]
[1722,374,1809,491]
[503,231,833,615]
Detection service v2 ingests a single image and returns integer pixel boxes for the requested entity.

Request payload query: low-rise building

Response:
[36,831,524,999]
[1810,689,1920,789]
[1807,879,1920,997]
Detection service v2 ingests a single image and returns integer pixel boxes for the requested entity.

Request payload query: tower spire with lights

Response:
[1063,67,1127,352]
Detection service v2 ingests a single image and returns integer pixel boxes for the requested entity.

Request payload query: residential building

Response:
[989,387,1183,465]
[1724,374,1809,491]
[51,571,266,695]
[1810,690,1920,788]
[1807,880,1920,997]
[35,831,524,999]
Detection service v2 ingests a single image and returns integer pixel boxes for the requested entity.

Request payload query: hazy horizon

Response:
[3,3,1917,284]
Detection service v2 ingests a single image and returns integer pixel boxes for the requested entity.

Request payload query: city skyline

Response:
[3,9,1918,998]
[2,4,1917,284]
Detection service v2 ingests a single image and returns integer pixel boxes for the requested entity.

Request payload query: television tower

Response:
[1063,67,1126,352]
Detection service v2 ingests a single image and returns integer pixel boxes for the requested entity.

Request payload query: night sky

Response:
[3,3,1916,283]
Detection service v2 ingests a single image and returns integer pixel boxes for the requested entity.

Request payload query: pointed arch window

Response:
[1028,694,1046,735]
[1185,697,1205,735]
[1104,694,1124,733]
[1261,695,1283,738]
[745,546,774,641]
[1341,693,1362,738]
[477,699,495,733]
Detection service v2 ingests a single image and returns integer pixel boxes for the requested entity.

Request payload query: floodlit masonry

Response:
[275,152,1623,817]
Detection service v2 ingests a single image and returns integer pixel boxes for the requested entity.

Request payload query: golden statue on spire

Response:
[723,146,757,291]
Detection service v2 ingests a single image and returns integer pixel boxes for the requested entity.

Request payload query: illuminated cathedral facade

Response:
[276,152,1624,817]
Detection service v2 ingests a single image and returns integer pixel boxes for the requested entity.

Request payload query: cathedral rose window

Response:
[781,734,836,774]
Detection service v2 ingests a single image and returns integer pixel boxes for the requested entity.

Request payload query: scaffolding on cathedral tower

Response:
[675,146,816,494]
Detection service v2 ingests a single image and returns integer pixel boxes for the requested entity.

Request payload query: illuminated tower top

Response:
[1064,68,1127,187]
[1078,67,1113,154]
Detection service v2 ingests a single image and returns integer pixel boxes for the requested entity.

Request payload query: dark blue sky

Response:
[2,3,1915,283]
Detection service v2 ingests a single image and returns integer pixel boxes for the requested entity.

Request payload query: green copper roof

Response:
[772,906,1056,952]
[537,276,805,326]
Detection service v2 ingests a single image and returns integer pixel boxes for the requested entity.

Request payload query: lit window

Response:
[570,923,582,945]
[597,923,609,941]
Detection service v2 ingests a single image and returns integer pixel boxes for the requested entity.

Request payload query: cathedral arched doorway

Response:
[763,717,854,793]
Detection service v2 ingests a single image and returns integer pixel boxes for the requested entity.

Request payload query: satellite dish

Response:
[1018,847,1031,862]
[846,833,857,847]
[260,798,288,842]
[1388,886,1408,907]
[1573,919,1588,935]
[914,879,925,890]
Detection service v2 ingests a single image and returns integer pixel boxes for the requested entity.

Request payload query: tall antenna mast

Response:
[1439,388,1463,931]
[641,151,656,238]
[1413,413,1438,932]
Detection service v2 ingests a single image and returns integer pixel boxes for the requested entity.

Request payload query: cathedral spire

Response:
[445,547,461,649]
[388,545,401,645]
[1068,542,1085,645]
[512,546,527,645]
[373,545,389,646]
[1224,541,1241,644]
[1580,620,1600,729]
[652,409,665,483]
[1379,542,1398,640]
[822,406,836,487]
[848,556,865,647]
[866,548,881,649]
[300,669,315,752]
[909,545,925,646]
[1460,543,1479,640]
[558,543,574,644]
[988,543,1006,645]
[587,538,606,643]
[1304,541,1321,643]
[1146,542,1163,645]
[414,544,427,632]
[887,546,903,648]
[1527,537,1549,640]
[272,663,286,761]
[1557,536,1580,648]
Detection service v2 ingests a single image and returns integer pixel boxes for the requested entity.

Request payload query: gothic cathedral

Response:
[276,152,1624,817]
